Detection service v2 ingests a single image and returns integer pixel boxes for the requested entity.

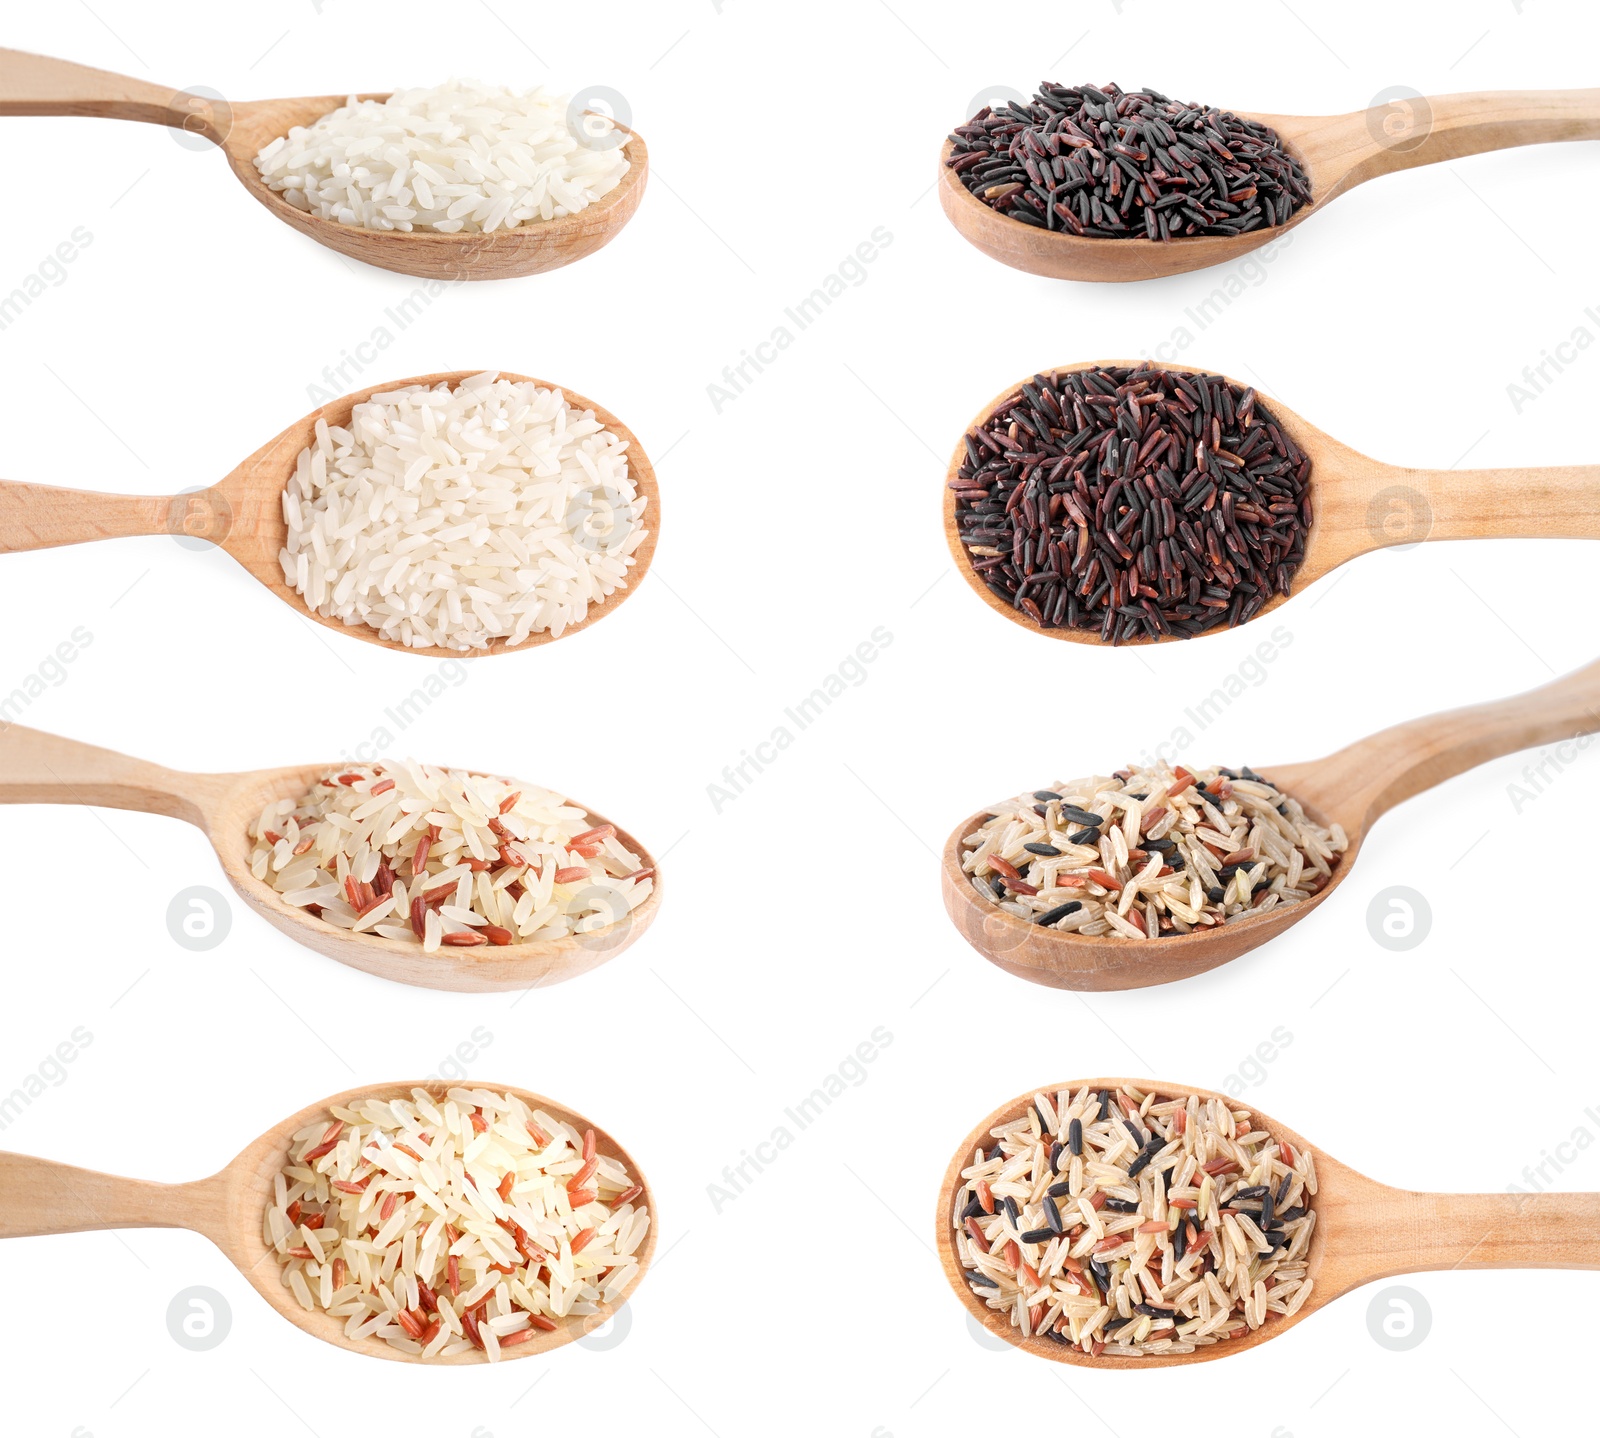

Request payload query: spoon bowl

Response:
[945,360,1600,646]
[0,370,658,658]
[939,88,1600,282]
[0,1081,657,1363]
[0,49,649,279]
[938,1078,1600,1366]
[0,724,661,991]
[942,655,1600,989]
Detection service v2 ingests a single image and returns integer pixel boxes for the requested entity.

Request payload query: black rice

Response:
[947,82,1312,241]
[951,364,1312,643]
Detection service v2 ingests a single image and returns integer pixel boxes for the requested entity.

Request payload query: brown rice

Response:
[248,760,653,948]
[267,1087,649,1360]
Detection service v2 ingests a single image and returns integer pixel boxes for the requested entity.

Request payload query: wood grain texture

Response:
[944,360,1600,647]
[0,370,659,659]
[939,88,1600,281]
[0,49,649,280]
[0,1081,657,1364]
[0,725,661,992]
[937,1080,1600,1367]
[941,656,1600,990]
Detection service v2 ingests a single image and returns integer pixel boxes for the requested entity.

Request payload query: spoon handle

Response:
[0,723,212,823]
[1360,463,1600,551]
[1290,655,1600,832]
[0,1151,213,1239]
[1330,1187,1600,1294]
[0,479,182,552]
[0,48,191,131]
[1327,88,1600,192]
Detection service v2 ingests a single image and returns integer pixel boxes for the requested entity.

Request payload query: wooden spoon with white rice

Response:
[0,50,650,277]
[0,370,658,658]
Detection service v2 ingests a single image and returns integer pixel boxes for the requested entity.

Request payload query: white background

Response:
[1,2,1597,1434]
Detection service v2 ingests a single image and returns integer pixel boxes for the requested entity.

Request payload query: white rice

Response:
[253,80,630,233]
[954,1084,1316,1357]
[248,760,653,950]
[963,763,1347,939]
[279,371,648,650]
[268,1087,650,1361]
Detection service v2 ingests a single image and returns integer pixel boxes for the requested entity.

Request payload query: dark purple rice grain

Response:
[952,363,1312,643]
[1126,1136,1165,1178]
[947,82,1312,240]
[1035,900,1082,927]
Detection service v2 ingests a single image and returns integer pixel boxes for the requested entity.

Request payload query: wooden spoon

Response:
[939,1078,1600,1367]
[0,369,658,659]
[0,724,660,992]
[941,655,1600,990]
[939,88,1600,282]
[0,48,648,279]
[945,360,1600,646]
[0,1081,656,1364]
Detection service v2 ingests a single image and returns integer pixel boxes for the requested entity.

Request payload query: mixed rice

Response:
[248,761,653,949]
[962,763,1345,938]
[953,1084,1316,1357]
[267,1087,649,1360]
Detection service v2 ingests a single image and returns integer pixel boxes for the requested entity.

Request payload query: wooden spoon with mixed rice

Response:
[938,1080,1600,1367]
[940,654,1600,990]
